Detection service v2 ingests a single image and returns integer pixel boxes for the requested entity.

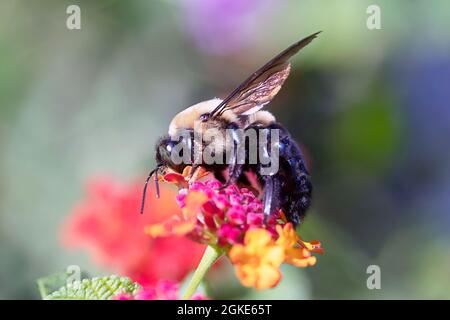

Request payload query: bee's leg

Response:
[188,164,201,184]
[262,175,274,221]
[225,164,244,188]
[219,124,243,188]
[261,174,282,223]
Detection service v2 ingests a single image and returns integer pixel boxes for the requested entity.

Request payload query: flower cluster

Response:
[146,167,322,290]
[114,280,207,300]
[147,178,277,246]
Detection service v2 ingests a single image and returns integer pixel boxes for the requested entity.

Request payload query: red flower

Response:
[61,176,205,286]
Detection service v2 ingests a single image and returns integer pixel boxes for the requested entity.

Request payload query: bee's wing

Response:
[209,31,321,118]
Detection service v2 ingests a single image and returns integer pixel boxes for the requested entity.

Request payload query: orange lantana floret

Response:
[228,229,284,290]
[145,191,208,238]
[276,223,321,267]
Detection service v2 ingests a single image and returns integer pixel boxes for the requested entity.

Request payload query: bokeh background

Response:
[1,0,450,299]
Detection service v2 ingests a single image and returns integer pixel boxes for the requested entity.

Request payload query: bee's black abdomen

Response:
[265,123,312,226]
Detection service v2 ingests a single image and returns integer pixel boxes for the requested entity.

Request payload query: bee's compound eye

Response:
[166,140,178,153]
[200,113,209,122]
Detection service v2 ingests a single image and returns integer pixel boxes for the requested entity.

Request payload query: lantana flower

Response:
[146,167,323,291]
[228,229,284,289]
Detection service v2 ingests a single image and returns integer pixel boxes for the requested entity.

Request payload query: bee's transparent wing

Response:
[208,31,321,118]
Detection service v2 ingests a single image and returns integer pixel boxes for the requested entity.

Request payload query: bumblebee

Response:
[142,32,320,226]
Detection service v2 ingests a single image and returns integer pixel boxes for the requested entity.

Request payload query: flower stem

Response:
[182,245,223,300]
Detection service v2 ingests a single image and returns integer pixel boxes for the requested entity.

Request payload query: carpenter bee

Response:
[141,32,320,226]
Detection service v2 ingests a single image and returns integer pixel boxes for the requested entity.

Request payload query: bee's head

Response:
[156,135,177,169]
[155,135,170,163]
[156,133,192,173]
[141,136,178,213]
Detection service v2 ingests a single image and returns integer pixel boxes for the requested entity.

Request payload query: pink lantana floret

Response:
[175,179,280,247]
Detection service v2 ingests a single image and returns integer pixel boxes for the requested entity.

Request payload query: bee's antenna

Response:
[154,168,160,199]
[140,167,158,214]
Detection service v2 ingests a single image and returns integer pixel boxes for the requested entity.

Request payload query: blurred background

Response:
[1,0,450,299]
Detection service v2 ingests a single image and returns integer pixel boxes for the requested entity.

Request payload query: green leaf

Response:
[44,275,141,300]
[36,270,90,299]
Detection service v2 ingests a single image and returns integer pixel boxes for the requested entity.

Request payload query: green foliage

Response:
[40,275,140,300]
[36,269,90,299]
